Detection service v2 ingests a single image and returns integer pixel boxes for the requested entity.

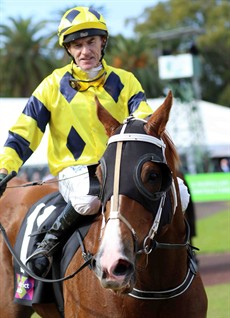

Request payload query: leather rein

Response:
[0,220,92,283]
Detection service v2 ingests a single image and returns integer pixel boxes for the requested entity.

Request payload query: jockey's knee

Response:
[177,177,190,212]
[71,195,101,215]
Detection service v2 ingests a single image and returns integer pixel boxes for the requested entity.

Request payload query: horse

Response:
[0,91,208,318]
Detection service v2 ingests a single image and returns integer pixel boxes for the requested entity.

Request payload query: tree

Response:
[128,0,230,106]
[0,17,58,97]
[106,34,163,98]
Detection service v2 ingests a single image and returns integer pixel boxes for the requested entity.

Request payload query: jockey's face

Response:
[67,35,104,71]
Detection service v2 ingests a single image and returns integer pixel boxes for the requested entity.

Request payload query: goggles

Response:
[69,71,106,92]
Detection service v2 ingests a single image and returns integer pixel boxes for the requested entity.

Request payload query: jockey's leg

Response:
[26,201,83,277]
[177,177,190,212]
[26,165,100,277]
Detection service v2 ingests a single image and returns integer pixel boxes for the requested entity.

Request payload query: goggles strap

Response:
[69,71,106,91]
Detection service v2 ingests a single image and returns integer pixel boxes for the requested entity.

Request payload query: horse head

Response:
[93,91,181,294]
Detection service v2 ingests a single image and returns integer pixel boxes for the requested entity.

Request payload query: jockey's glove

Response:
[0,173,8,197]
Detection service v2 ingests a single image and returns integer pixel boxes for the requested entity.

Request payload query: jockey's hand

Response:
[0,173,8,197]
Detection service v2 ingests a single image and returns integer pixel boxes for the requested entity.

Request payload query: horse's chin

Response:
[109,284,133,295]
[118,283,133,295]
[101,276,135,295]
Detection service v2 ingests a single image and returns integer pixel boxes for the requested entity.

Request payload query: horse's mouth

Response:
[99,274,135,294]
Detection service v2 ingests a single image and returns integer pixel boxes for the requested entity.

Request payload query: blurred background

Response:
[0,1,229,317]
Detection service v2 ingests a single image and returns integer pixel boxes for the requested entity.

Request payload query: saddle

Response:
[13,191,95,314]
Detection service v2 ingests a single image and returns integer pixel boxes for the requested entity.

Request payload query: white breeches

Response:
[177,177,190,211]
[58,166,101,216]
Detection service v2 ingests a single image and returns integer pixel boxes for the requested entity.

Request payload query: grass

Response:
[193,209,230,254]
[206,283,230,318]
[194,208,230,318]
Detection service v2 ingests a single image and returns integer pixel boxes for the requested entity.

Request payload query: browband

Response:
[108,133,166,149]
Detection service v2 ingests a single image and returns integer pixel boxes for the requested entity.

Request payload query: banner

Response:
[185,173,230,202]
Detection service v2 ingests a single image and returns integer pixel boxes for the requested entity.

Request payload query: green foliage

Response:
[194,210,229,254]
[0,17,58,97]
[107,34,164,98]
[205,283,230,318]
[130,0,230,106]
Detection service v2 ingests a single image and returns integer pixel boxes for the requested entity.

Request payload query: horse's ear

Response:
[95,96,121,137]
[145,90,173,137]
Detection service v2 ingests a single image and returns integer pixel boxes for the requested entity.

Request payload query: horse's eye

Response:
[148,172,159,184]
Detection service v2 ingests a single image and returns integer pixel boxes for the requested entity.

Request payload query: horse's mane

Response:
[162,130,180,171]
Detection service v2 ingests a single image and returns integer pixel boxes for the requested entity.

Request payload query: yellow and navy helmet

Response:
[58,7,108,47]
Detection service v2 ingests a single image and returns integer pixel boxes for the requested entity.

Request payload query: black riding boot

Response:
[26,201,83,277]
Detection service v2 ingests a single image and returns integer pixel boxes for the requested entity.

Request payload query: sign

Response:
[158,53,194,79]
[185,172,230,202]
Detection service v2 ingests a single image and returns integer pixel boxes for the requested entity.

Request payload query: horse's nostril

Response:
[113,260,133,276]
[91,258,96,269]
[102,270,108,279]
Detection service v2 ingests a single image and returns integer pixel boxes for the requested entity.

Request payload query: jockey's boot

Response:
[26,201,83,277]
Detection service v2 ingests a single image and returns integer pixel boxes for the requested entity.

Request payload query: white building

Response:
[0,97,229,172]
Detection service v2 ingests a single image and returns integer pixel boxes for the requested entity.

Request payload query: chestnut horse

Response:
[0,92,207,318]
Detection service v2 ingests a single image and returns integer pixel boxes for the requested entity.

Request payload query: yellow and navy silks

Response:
[0,60,153,176]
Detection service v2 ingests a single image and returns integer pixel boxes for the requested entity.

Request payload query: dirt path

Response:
[194,201,230,286]
[198,253,230,286]
[195,201,229,219]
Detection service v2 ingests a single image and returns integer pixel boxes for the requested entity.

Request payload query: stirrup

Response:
[25,251,53,278]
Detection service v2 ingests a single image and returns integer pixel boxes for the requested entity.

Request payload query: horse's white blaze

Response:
[99,218,123,274]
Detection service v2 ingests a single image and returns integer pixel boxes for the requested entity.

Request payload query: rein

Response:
[5,175,75,189]
[0,222,92,283]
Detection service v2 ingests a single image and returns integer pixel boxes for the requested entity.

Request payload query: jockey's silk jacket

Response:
[0,60,152,176]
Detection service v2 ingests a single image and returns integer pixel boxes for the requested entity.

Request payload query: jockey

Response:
[0,7,153,277]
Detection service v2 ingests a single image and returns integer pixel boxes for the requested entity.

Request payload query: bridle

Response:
[99,116,198,299]
[100,116,177,254]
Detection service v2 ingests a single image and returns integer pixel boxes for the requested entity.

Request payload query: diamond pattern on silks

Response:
[15,274,35,301]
